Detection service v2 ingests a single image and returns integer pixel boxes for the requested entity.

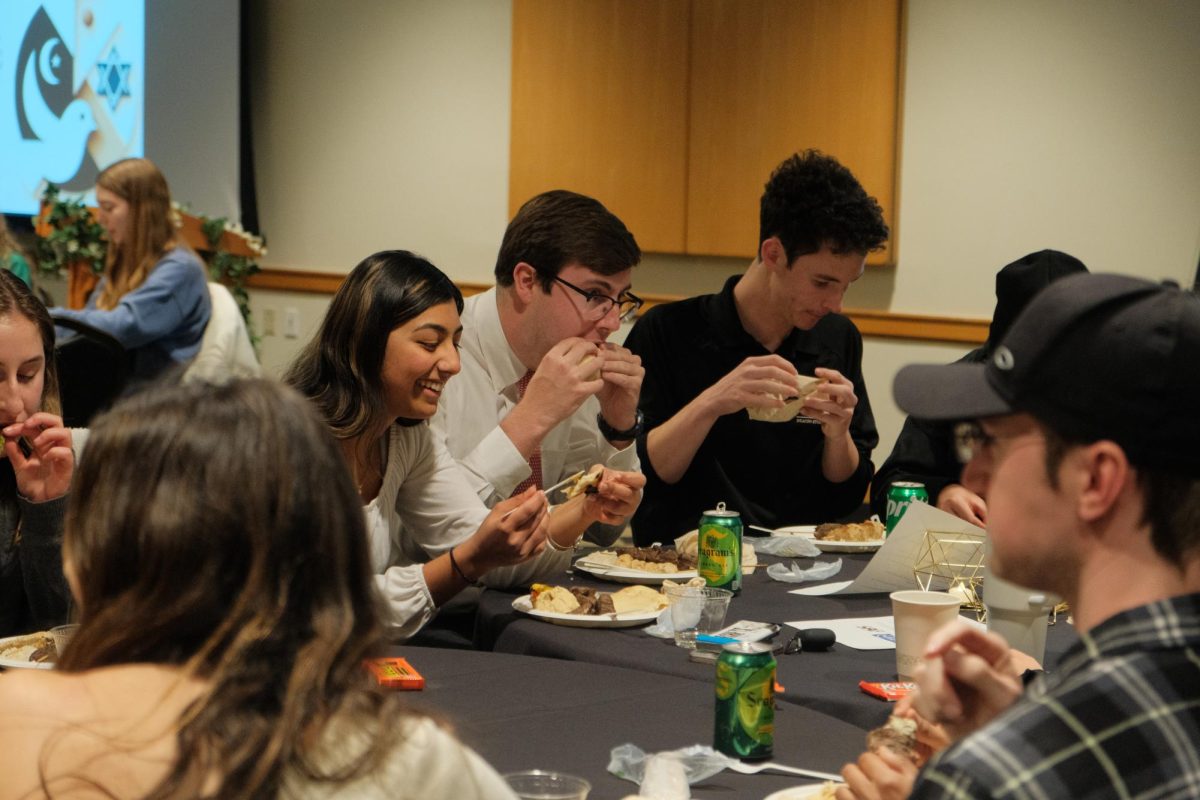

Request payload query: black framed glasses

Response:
[953,421,992,464]
[552,276,644,323]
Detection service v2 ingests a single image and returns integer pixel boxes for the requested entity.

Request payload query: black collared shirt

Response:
[624,275,878,544]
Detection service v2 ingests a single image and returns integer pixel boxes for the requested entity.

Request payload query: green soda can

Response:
[697,502,742,594]
[714,642,776,759]
[885,481,929,535]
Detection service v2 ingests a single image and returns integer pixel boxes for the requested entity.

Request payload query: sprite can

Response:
[714,642,776,759]
[885,481,929,535]
[697,502,742,594]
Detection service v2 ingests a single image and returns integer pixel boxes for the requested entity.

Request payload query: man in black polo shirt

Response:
[624,150,889,544]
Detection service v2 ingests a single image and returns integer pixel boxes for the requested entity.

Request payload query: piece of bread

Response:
[610,585,669,614]
[563,465,603,498]
[747,374,824,422]
[814,519,885,542]
[866,715,919,764]
[532,585,580,614]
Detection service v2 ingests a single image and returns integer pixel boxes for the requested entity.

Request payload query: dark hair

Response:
[285,250,463,438]
[56,378,406,798]
[494,190,641,291]
[0,269,59,415]
[1043,427,1200,565]
[759,150,889,264]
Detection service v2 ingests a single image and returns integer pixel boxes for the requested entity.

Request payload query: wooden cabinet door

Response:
[510,0,900,262]
[687,0,901,263]
[510,0,690,253]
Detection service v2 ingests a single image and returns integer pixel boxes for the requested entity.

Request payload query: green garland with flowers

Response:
[35,184,106,277]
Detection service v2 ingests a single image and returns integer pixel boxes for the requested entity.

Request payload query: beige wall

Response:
[246,0,1200,462]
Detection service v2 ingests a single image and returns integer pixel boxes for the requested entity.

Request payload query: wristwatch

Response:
[596,409,644,441]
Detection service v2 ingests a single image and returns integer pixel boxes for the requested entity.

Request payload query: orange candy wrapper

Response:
[859,680,915,702]
[366,657,425,690]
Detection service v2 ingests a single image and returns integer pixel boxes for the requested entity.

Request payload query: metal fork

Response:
[724,760,843,782]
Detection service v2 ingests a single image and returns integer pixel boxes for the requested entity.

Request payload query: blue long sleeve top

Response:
[54,246,211,383]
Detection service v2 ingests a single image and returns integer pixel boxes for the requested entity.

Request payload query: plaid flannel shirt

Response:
[912,593,1200,799]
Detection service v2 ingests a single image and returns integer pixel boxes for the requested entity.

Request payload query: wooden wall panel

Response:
[686,0,901,263]
[509,0,690,252]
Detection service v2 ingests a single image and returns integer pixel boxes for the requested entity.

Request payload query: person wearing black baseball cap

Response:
[839,272,1200,798]
[869,249,1088,526]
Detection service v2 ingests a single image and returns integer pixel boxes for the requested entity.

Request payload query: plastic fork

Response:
[724,760,844,782]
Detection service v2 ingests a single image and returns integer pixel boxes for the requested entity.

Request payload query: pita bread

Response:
[532,586,581,613]
[563,466,603,498]
[610,585,670,614]
[747,374,824,422]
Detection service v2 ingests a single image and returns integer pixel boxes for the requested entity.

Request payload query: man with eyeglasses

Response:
[838,273,1200,799]
[869,250,1087,527]
[433,190,646,547]
[624,150,889,544]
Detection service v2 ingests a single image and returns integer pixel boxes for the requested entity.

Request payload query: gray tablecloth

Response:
[473,551,1080,731]
[396,645,859,800]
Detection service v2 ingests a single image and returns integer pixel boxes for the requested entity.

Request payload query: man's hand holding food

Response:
[594,342,644,441]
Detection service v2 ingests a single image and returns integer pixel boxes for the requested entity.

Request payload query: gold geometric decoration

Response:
[911,529,986,613]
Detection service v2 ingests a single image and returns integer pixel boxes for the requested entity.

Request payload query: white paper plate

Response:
[774,525,883,554]
[511,595,662,628]
[573,556,699,585]
[763,784,836,800]
[0,633,55,670]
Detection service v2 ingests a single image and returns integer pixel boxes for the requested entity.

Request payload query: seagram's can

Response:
[697,502,742,594]
[714,642,776,759]
[885,481,929,535]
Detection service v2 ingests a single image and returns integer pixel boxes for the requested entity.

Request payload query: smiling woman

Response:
[286,251,577,640]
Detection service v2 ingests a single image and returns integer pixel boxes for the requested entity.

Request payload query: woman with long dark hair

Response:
[52,157,210,385]
[0,379,517,799]
[0,270,73,636]
[287,250,641,637]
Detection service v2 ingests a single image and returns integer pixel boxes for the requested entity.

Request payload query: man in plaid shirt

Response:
[841,272,1200,798]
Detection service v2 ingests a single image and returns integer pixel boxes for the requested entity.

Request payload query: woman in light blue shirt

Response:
[53,158,209,385]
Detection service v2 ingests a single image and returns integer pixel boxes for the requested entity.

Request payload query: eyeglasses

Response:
[953,420,1043,464]
[953,421,992,463]
[552,276,644,323]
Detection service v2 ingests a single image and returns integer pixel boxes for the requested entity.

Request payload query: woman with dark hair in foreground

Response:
[0,379,517,799]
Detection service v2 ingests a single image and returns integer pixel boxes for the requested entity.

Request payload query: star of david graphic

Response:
[95,47,132,110]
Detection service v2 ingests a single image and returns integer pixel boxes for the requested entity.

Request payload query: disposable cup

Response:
[664,585,732,649]
[50,624,79,658]
[890,590,961,679]
[503,770,590,800]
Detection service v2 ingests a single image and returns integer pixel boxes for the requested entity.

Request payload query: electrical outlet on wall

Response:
[284,308,301,339]
[262,308,276,336]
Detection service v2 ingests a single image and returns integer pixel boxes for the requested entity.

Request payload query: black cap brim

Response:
[893,362,1014,422]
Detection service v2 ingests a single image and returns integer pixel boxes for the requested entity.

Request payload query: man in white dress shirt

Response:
[433,190,646,546]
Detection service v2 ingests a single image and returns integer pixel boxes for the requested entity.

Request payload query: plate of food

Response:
[512,584,669,628]
[775,520,885,553]
[0,631,57,670]
[573,545,699,584]
[764,783,838,800]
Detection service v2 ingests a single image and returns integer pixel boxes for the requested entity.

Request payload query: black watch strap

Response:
[596,409,644,441]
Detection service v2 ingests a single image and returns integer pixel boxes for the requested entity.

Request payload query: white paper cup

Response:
[982,539,1058,664]
[890,590,961,679]
[50,624,79,659]
[503,770,590,800]
[664,585,732,649]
